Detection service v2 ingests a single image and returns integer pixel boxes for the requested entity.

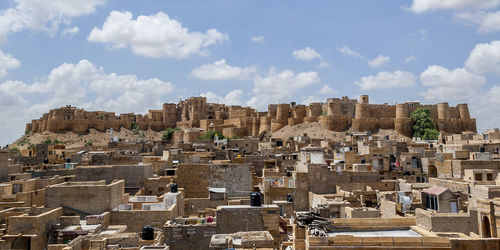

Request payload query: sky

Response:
[1,0,500,146]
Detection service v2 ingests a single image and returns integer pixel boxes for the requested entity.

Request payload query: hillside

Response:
[10,121,410,150]
[11,128,163,150]
[271,122,408,141]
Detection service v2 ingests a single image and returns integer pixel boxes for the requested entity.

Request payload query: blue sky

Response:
[1,0,500,145]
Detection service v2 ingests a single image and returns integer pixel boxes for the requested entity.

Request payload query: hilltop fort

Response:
[25,95,476,138]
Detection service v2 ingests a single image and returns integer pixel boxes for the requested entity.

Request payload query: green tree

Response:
[410,108,439,140]
[199,131,224,140]
[131,122,139,135]
[162,127,180,140]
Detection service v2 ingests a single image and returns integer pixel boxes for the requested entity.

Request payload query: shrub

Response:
[42,138,52,144]
[9,147,20,152]
[19,138,30,146]
[131,122,139,135]
[199,131,223,140]
[162,127,180,140]
[85,140,93,147]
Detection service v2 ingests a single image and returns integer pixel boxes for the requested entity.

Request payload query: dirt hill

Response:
[271,122,408,141]
[10,128,163,150]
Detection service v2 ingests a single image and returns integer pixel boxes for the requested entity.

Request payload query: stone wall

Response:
[215,205,279,235]
[45,180,124,215]
[177,164,210,198]
[415,208,478,235]
[380,199,398,218]
[209,164,252,197]
[307,165,381,194]
[163,223,216,250]
[74,164,153,188]
[7,207,63,250]
[0,158,21,182]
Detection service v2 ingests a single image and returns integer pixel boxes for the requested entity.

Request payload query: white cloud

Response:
[251,35,264,43]
[0,0,105,44]
[61,26,79,37]
[0,50,21,78]
[317,85,338,95]
[247,68,320,110]
[301,96,323,105]
[409,29,428,41]
[190,59,256,80]
[88,11,229,58]
[318,61,331,68]
[337,46,364,59]
[465,40,500,74]
[455,11,500,33]
[354,71,416,91]
[201,89,243,105]
[420,65,485,102]
[293,47,322,60]
[0,59,175,144]
[408,0,500,13]
[420,65,485,87]
[404,55,418,63]
[417,40,500,132]
[473,85,500,131]
[367,55,390,68]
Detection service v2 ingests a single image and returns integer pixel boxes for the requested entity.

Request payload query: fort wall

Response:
[25,95,476,138]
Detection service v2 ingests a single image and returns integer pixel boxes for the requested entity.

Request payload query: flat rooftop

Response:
[327,229,422,237]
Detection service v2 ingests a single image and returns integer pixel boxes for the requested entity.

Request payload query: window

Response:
[475,173,483,181]
[426,195,438,211]
[487,173,493,181]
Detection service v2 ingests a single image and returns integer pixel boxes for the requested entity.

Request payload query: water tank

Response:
[141,226,154,240]
[250,192,263,206]
[66,158,71,163]
[285,171,292,177]
[480,147,486,153]
[286,194,294,202]
[43,158,49,164]
[361,158,366,164]
[170,183,178,193]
